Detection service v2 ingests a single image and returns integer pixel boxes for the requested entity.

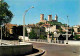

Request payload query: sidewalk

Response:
[28,41,80,46]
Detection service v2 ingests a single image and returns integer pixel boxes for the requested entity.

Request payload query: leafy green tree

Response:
[0,0,13,25]
[39,22,45,25]
[58,35,65,40]
[71,27,74,35]
[17,26,28,36]
[50,32,54,40]
[45,18,47,20]
[74,34,80,40]
[68,35,74,40]
[25,29,28,36]
[12,26,18,40]
[48,21,67,27]
[58,27,63,33]
[0,0,13,40]
[58,27,66,34]
[29,29,37,39]
[17,25,23,36]
[40,35,47,39]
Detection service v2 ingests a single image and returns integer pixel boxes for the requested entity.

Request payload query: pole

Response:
[23,6,34,42]
[66,16,69,44]
[1,26,2,45]
[0,0,2,45]
[23,10,28,42]
[23,14,25,42]
[59,17,69,44]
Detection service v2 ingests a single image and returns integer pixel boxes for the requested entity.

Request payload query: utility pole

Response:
[66,16,69,44]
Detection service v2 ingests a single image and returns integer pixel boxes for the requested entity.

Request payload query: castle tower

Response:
[55,14,58,22]
[40,14,44,21]
[48,15,52,21]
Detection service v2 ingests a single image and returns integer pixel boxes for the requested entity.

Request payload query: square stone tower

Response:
[40,14,47,23]
[55,14,58,22]
[40,14,44,21]
[48,15,52,21]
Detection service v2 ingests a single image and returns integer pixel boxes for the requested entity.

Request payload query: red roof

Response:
[42,24,50,27]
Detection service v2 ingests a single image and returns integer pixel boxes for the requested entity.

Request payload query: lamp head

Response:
[31,6,34,8]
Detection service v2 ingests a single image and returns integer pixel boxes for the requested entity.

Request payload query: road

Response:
[31,42,80,56]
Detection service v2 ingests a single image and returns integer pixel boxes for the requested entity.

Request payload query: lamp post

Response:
[66,16,69,44]
[59,16,69,44]
[23,6,34,42]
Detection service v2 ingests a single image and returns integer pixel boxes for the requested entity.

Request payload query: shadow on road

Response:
[16,48,39,56]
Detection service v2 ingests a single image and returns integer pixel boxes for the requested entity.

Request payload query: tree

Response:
[38,22,44,25]
[71,27,74,35]
[58,35,65,40]
[74,34,80,40]
[12,26,18,40]
[50,32,54,40]
[58,27,63,33]
[0,0,13,25]
[45,18,47,20]
[25,28,28,36]
[17,26,28,36]
[68,35,74,40]
[29,29,37,39]
[17,25,23,36]
[40,35,46,39]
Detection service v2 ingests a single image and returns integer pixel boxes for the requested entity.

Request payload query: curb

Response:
[27,48,45,56]
[28,41,68,46]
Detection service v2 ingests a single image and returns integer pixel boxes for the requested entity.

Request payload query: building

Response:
[45,25,57,33]
[40,14,58,23]
[73,25,80,33]
[42,24,58,33]
[73,25,80,35]
[51,14,58,22]
[55,14,58,22]
[40,14,47,23]
[26,24,40,37]
[48,15,52,21]
[61,26,72,34]
[4,23,17,34]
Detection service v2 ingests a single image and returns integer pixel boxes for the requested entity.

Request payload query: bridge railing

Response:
[30,39,65,44]
[30,39,48,42]
[30,39,80,45]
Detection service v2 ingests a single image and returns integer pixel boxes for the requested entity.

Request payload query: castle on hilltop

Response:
[40,14,58,23]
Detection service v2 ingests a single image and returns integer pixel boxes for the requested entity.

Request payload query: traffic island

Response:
[0,43,33,56]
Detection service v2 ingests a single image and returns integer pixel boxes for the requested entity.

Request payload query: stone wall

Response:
[0,43,33,56]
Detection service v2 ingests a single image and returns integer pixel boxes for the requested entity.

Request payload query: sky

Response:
[5,0,80,26]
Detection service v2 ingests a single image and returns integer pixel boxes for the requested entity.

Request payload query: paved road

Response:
[31,42,80,56]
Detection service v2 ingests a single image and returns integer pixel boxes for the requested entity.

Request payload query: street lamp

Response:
[66,16,69,44]
[23,6,34,42]
[59,16,69,44]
